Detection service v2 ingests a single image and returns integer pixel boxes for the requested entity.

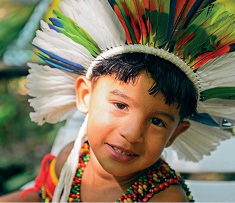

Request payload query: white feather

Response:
[171,120,232,162]
[60,0,125,50]
[26,63,78,125]
[197,52,235,90]
[53,115,88,203]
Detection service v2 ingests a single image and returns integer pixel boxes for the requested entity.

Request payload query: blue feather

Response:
[167,0,177,41]
[49,18,63,27]
[38,53,83,74]
[34,45,85,70]
[48,23,61,33]
[190,113,220,127]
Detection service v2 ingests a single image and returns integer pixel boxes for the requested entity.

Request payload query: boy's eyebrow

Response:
[109,90,133,101]
[156,112,175,122]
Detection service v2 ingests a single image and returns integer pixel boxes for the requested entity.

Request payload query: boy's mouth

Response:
[108,144,138,157]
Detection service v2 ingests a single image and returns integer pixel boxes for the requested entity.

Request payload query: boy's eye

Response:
[114,102,128,110]
[149,118,165,127]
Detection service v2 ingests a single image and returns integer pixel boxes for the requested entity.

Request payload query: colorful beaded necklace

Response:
[68,142,194,202]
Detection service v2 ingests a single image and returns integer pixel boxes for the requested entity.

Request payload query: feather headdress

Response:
[26,0,234,201]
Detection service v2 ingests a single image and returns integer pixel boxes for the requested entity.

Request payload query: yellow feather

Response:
[214,0,235,14]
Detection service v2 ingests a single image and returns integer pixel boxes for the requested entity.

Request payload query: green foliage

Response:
[0,76,64,195]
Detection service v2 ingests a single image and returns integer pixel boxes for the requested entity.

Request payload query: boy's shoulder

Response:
[55,141,74,177]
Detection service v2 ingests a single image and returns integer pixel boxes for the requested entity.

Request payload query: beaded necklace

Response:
[68,142,194,202]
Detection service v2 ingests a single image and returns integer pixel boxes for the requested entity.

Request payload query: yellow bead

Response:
[153,173,157,177]
[143,185,147,190]
[68,198,74,202]
[188,195,193,200]
[124,199,128,202]
[153,177,157,182]
[138,185,143,189]
[138,188,143,194]
[126,198,132,202]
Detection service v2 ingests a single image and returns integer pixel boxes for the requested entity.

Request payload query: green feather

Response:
[53,10,101,56]
[201,87,235,101]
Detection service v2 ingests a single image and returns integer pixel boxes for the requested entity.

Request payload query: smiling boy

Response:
[69,53,194,201]
[51,53,195,202]
[0,0,234,202]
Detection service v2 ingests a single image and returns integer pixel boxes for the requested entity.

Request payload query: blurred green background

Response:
[0,76,64,195]
[0,0,64,195]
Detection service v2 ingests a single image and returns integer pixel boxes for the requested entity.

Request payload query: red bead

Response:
[143,197,149,202]
[174,179,178,184]
[70,194,77,198]
[178,176,181,181]
[159,184,165,191]
[134,182,138,186]
[146,193,153,198]
[133,185,138,190]
[162,169,167,174]
[134,189,138,194]
[75,179,81,184]
[153,187,160,193]
[169,178,174,184]
[127,194,132,198]
[164,182,169,187]
[132,194,137,198]
[139,182,144,186]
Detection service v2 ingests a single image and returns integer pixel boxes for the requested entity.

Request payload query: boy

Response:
[0,0,234,202]
[0,53,195,202]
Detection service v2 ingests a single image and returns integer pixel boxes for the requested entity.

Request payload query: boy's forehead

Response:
[92,71,154,92]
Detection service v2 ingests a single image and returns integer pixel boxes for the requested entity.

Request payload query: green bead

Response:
[74,185,79,189]
[75,198,79,201]
[76,172,80,177]
[138,178,143,182]
[71,189,77,194]
[129,189,133,194]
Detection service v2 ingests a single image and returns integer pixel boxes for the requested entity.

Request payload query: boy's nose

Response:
[119,115,145,143]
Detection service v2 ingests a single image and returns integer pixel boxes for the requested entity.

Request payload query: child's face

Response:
[76,71,189,177]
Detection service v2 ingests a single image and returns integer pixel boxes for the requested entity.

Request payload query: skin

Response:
[0,71,190,202]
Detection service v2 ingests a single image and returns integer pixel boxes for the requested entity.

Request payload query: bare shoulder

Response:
[149,184,189,202]
[55,141,75,177]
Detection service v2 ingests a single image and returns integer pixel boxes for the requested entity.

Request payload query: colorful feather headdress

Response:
[26,0,234,201]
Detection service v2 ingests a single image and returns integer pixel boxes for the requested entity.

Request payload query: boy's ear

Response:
[75,75,91,113]
[166,121,190,147]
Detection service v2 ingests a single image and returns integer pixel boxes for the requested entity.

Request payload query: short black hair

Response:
[91,53,198,119]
